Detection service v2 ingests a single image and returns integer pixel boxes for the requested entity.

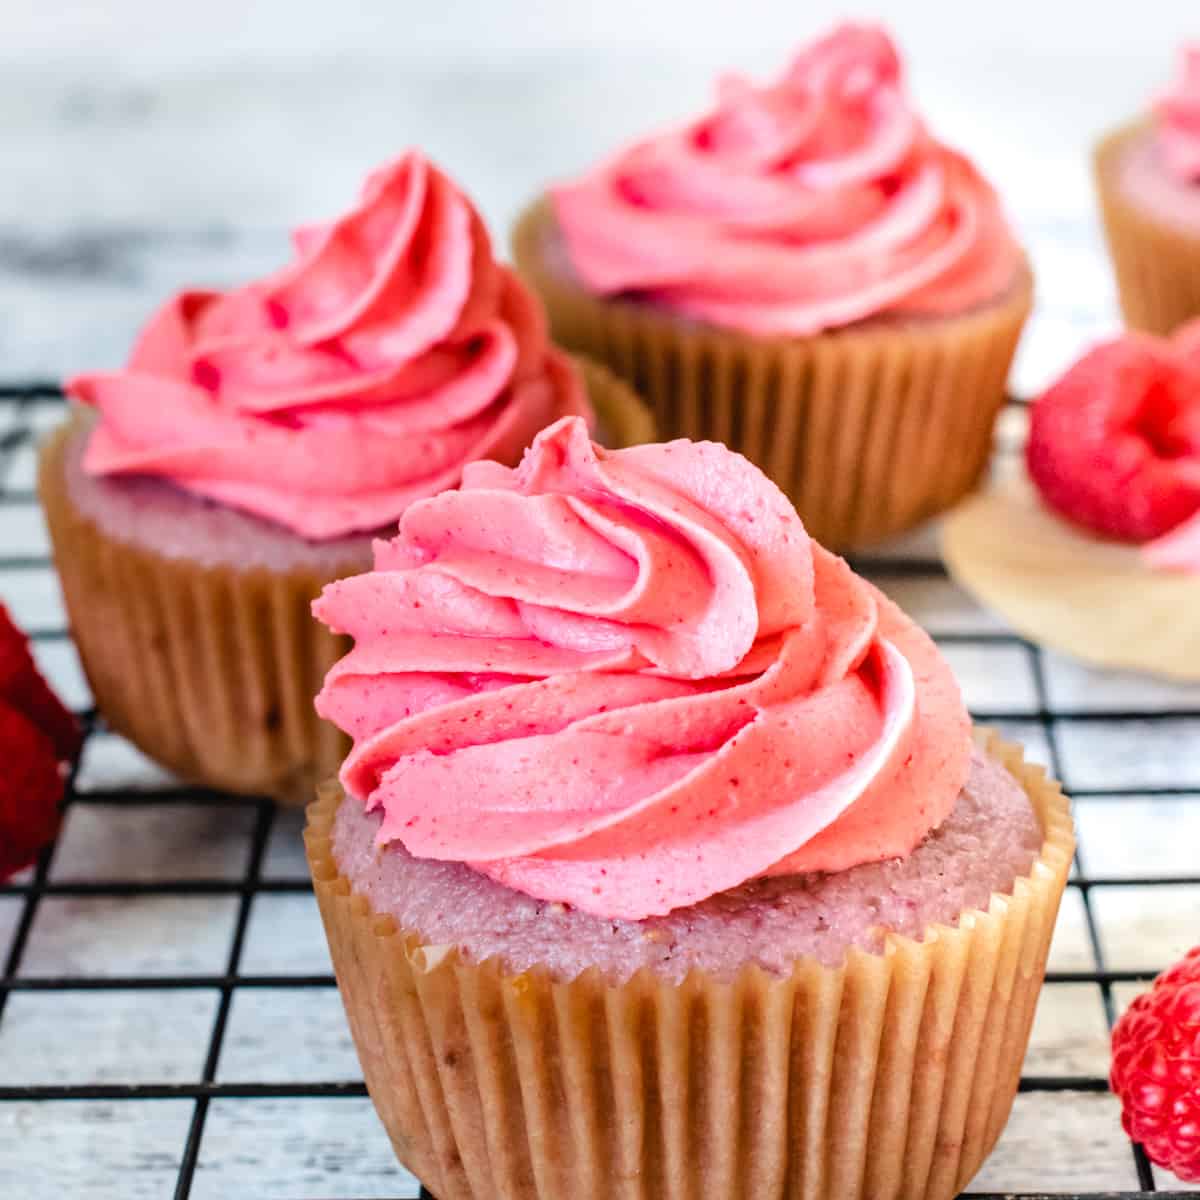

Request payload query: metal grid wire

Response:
[0,382,1195,1200]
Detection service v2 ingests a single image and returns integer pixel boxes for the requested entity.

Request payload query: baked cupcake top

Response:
[551,22,1022,336]
[67,153,591,540]
[1157,46,1200,183]
[1026,320,1200,572]
[315,417,972,920]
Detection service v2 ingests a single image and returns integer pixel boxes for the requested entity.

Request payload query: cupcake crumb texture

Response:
[332,747,1042,984]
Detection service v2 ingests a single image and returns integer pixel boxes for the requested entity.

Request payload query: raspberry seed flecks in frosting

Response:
[552,23,1021,336]
[67,153,591,540]
[315,418,972,919]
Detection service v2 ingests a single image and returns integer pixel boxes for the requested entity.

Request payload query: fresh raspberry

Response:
[0,603,81,762]
[1026,335,1200,542]
[0,701,65,879]
[1110,944,1200,1182]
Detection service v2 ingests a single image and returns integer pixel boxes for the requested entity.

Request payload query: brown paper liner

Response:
[944,474,1200,680]
[579,356,657,448]
[38,362,652,805]
[39,418,363,804]
[513,199,1033,552]
[1094,121,1200,335]
[306,730,1073,1200]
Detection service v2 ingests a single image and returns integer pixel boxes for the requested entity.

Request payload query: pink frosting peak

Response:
[67,153,591,540]
[1157,46,1200,183]
[551,23,1022,336]
[314,418,972,919]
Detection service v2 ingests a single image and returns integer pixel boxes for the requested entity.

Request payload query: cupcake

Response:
[1095,46,1200,335]
[306,417,1073,1199]
[513,23,1032,551]
[42,152,651,803]
[944,321,1200,678]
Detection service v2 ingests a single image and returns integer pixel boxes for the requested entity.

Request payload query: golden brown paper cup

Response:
[579,356,657,448]
[1095,122,1200,336]
[38,362,652,805]
[513,199,1033,552]
[306,730,1073,1200]
[38,417,363,804]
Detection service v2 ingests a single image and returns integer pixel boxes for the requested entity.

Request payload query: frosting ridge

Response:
[68,153,591,540]
[552,23,1022,336]
[315,417,972,919]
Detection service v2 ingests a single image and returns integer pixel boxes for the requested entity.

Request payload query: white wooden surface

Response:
[0,2,1156,393]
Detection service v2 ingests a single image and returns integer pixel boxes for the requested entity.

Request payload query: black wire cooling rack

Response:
[0,381,1197,1199]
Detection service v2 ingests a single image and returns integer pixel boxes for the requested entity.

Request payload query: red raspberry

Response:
[0,603,81,762]
[1026,334,1200,541]
[0,701,65,879]
[1110,944,1200,1182]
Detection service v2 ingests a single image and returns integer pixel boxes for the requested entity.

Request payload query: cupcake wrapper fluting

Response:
[1094,122,1200,336]
[39,360,652,805]
[513,200,1033,552]
[305,730,1074,1200]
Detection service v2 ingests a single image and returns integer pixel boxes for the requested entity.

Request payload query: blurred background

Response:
[2,0,1196,390]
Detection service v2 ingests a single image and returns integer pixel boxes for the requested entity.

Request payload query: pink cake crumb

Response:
[60,418,377,573]
[332,748,1043,982]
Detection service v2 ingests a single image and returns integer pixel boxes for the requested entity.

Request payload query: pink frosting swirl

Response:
[552,23,1022,336]
[1157,46,1200,183]
[314,417,972,919]
[67,153,591,540]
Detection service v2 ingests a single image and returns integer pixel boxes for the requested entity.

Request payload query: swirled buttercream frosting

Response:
[1157,46,1200,183]
[315,416,972,919]
[551,22,1022,336]
[68,153,591,540]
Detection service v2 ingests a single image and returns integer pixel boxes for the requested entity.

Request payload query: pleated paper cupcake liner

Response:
[1094,122,1200,336]
[38,362,652,805]
[306,729,1074,1200]
[513,199,1033,552]
[579,356,657,448]
[39,419,361,804]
